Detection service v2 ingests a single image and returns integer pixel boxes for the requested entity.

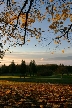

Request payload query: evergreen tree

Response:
[20,60,26,78]
[9,60,16,75]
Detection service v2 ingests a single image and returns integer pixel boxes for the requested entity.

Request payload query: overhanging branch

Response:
[24,0,34,44]
[17,0,28,25]
[55,24,72,40]
[16,0,34,44]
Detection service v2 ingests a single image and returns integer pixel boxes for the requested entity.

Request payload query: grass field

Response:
[0,74,72,84]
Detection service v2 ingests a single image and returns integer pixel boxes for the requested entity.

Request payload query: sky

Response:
[0,0,72,66]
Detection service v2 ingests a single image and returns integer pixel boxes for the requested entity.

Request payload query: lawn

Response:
[0,74,72,84]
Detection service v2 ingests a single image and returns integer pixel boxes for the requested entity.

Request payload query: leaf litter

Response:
[0,80,72,108]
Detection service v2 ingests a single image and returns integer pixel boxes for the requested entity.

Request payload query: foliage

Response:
[20,60,26,78]
[9,60,16,75]
[0,0,72,58]
[56,65,68,77]
[29,60,37,76]
[0,64,6,74]
[0,59,72,77]
[37,69,53,76]
[67,65,72,74]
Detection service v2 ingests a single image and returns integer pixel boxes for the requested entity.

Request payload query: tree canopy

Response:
[0,0,72,58]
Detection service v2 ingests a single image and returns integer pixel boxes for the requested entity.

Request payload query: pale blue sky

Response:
[0,0,72,66]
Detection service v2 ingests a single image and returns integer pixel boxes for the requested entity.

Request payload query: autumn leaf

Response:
[50,0,54,2]
[27,40,30,42]
[62,50,64,53]
[6,90,11,94]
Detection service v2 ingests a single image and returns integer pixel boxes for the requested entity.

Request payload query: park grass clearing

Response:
[0,74,72,84]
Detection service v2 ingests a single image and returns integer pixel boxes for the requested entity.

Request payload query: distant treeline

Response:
[0,60,72,77]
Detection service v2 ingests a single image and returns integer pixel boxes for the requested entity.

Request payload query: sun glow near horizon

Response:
[0,50,72,66]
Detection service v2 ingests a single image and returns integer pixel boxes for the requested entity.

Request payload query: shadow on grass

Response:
[0,76,72,84]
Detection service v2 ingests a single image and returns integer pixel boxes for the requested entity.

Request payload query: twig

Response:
[24,0,34,44]
[56,24,72,40]
[17,0,28,25]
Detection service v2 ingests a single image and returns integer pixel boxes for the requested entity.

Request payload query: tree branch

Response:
[17,0,28,25]
[23,0,34,44]
[55,24,72,40]
[12,0,34,44]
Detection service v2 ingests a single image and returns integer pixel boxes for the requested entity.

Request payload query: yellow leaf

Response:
[27,40,30,42]
[62,50,64,53]
[70,14,72,22]
[50,0,54,2]
[9,21,14,25]
[6,90,11,94]
[40,0,44,4]
[54,40,58,44]
[51,52,54,54]
[4,40,6,43]
[53,7,56,11]
[61,13,68,20]
[60,21,63,24]
[55,14,61,20]
[6,12,10,17]
[38,40,41,42]
[36,36,39,39]
[12,0,14,3]
[62,4,66,7]
[21,23,25,28]
[10,15,17,21]
[62,8,69,13]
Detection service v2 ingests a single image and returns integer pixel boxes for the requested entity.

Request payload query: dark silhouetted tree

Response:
[20,60,26,78]
[9,60,16,75]
[56,65,67,78]
[1,64,6,74]
[29,60,37,76]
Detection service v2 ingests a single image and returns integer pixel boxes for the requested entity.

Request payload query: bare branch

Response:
[55,24,72,40]
[7,0,11,6]
[23,0,34,44]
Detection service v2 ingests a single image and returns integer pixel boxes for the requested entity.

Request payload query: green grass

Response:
[0,74,72,84]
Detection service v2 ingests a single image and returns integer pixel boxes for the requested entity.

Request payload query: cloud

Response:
[40,58,44,61]
[0,51,72,66]
[49,56,72,60]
